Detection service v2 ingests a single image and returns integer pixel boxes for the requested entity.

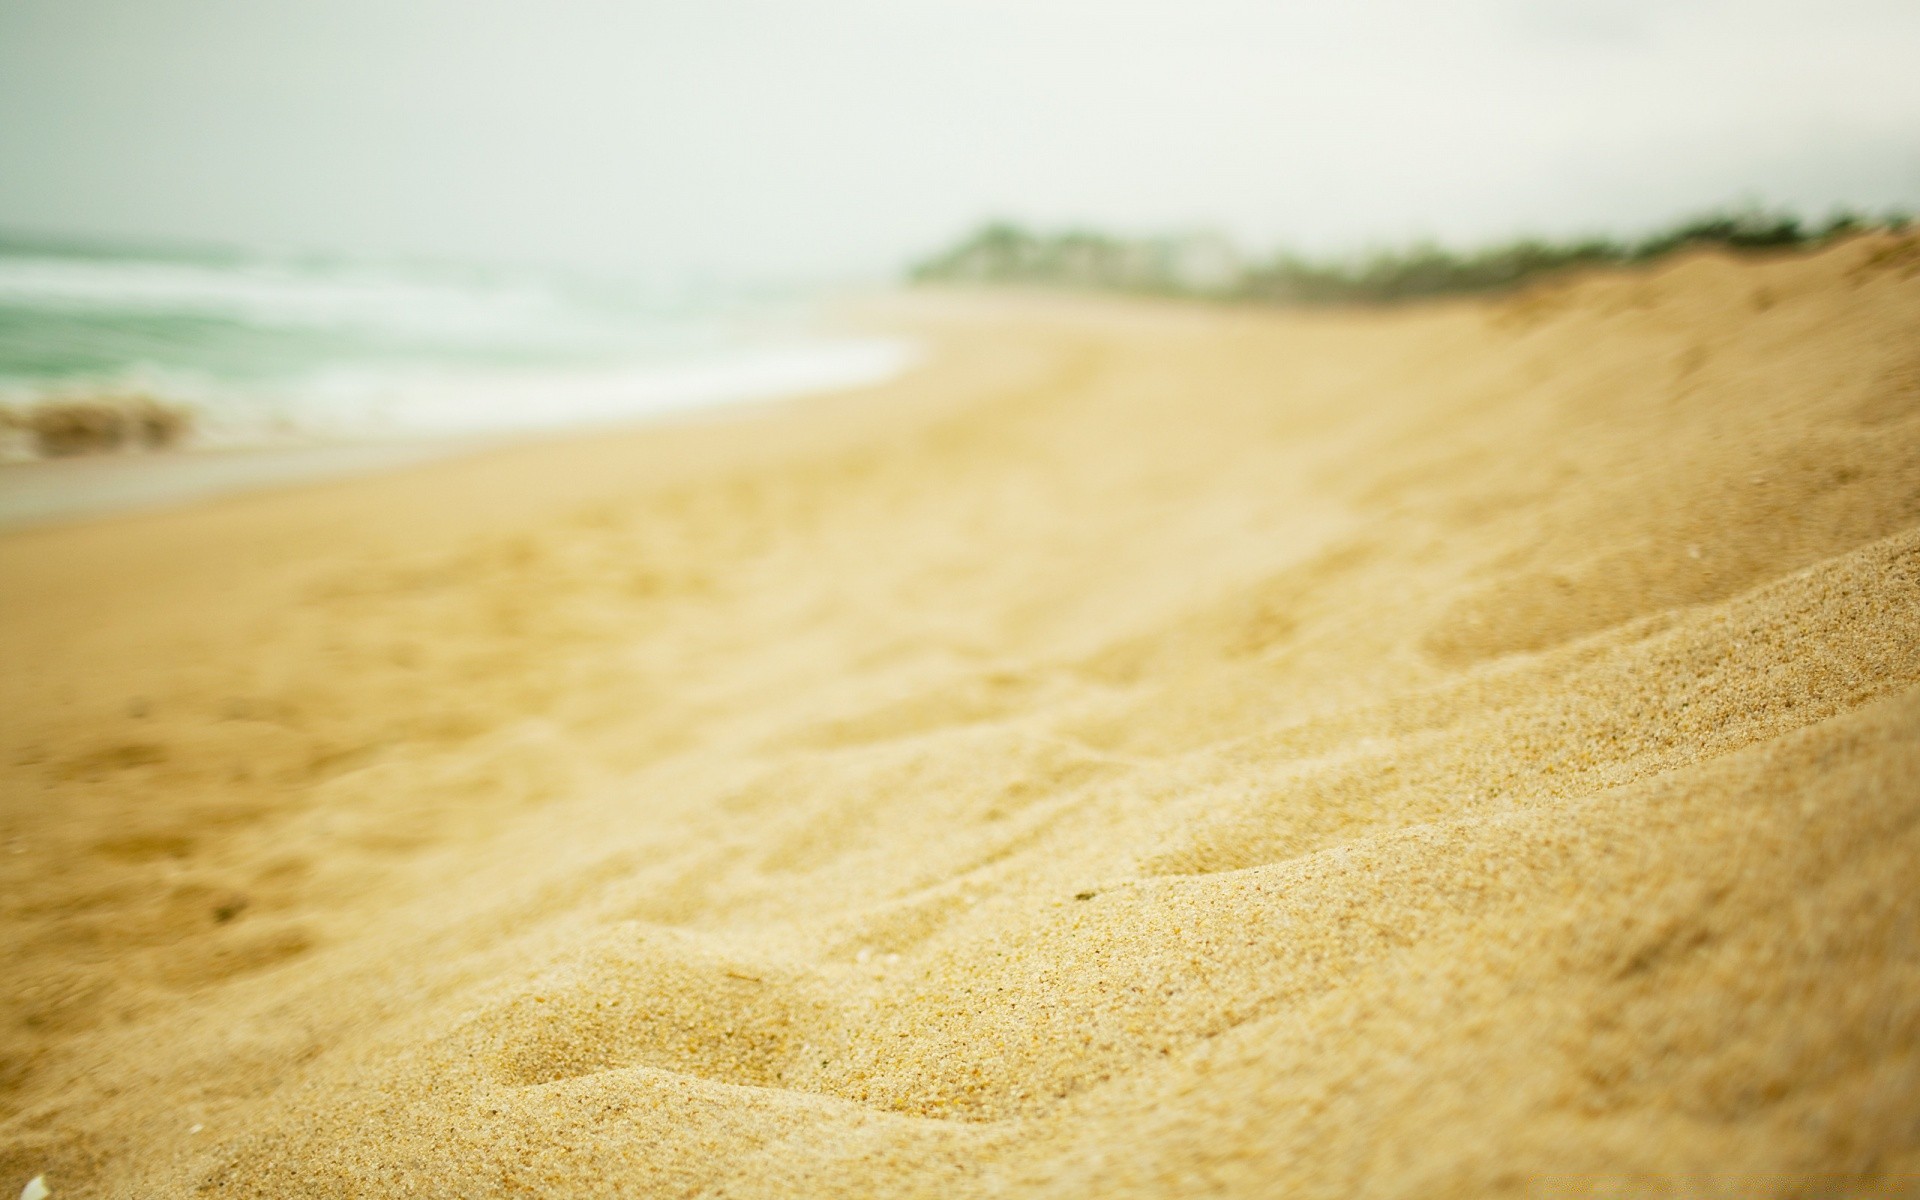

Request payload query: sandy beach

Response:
[2,233,1918,1197]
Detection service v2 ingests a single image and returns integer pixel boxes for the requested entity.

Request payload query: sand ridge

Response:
[1,233,1918,1196]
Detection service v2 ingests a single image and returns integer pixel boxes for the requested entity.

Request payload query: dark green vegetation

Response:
[909,208,1913,304]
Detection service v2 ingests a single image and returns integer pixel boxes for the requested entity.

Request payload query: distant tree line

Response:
[908,208,1913,304]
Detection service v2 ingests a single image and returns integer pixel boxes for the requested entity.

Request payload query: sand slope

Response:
[2,234,1918,1197]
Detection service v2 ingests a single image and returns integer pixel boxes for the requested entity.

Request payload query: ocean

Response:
[0,237,913,458]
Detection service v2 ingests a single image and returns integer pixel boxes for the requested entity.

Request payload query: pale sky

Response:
[2,0,1917,282]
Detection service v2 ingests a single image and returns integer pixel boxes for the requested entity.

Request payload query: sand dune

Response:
[2,233,1918,1197]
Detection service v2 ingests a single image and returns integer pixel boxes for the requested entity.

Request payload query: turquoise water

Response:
[0,238,911,452]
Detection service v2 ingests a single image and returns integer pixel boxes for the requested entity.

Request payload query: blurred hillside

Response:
[911,208,1912,303]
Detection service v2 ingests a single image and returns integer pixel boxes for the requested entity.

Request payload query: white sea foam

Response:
[288,337,919,438]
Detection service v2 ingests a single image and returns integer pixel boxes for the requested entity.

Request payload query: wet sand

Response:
[0,439,488,531]
[2,234,1918,1197]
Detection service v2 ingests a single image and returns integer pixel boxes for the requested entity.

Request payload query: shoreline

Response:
[0,331,920,533]
[0,437,494,531]
[0,310,919,531]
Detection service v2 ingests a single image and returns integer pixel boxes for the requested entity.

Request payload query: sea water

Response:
[0,236,914,456]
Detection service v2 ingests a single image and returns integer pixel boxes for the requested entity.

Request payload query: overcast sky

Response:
[2,0,1917,282]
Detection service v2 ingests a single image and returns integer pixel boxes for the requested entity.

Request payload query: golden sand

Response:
[2,234,1919,1197]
